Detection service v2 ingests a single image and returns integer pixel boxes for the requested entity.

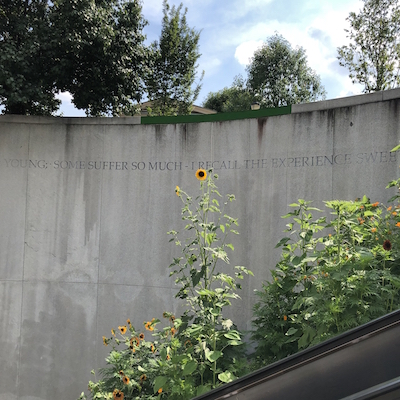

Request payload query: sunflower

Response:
[130,337,140,347]
[195,169,207,181]
[140,374,147,382]
[111,329,116,337]
[170,327,177,336]
[103,336,108,346]
[162,312,168,318]
[184,340,192,348]
[371,227,377,233]
[388,206,393,211]
[126,319,131,326]
[169,315,175,322]
[396,222,400,227]
[175,186,180,196]
[139,333,145,340]
[122,376,130,385]
[383,240,392,251]
[158,388,163,394]
[145,322,154,331]
[119,326,127,335]
[283,315,287,321]
[119,370,124,376]
[150,344,155,353]
[372,202,379,207]
[113,389,124,400]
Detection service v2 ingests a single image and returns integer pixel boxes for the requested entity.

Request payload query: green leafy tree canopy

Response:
[0,0,60,115]
[145,0,203,116]
[204,33,325,112]
[203,75,255,113]
[247,33,326,108]
[51,0,149,116]
[337,0,400,93]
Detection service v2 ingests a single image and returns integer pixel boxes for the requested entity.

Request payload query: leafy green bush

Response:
[79,170,252,400]
[252,179,400,367]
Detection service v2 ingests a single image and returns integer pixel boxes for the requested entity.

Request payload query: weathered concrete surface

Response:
[1,92,400,400]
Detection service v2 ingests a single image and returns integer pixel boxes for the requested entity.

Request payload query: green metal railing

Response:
[140,105,291,125]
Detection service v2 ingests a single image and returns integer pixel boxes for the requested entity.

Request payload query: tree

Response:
[51,0,149,116]
[0,0,60,115]
[247,34,326,108]
[145,0,203,116]
[337,0,400,93]
[0,0,149,116]
[203,75,255,113]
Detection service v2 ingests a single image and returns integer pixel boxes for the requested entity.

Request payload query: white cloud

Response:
[234,40,263,66]
[198,57,222,77]
[231,0,363,92]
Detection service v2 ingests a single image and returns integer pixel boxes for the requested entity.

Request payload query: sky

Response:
[58,0,366,116]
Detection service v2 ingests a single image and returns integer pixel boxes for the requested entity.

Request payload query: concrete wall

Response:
[1,90,400,400]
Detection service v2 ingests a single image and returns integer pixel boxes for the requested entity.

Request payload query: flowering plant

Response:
[79,170,252,400]
[252,187,400,366]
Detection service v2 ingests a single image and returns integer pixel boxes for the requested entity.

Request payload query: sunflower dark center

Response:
[199,171,204,177]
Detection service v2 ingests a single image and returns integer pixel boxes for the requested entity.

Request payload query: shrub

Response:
[252,180,400,367]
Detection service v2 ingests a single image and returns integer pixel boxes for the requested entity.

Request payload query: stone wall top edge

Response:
[292,88,400,114]
[0,115,141,125]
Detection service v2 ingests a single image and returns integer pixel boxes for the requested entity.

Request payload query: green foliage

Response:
[51,0,149,116]
[337,0,400,92]
[145,0,203,116]
[247,34,326,108]
[203,75,255,113]
[1,0,202,116]
[252,192,400,367]
[80,171,252,400]
[204,33,325,112]
[0,0,60,115]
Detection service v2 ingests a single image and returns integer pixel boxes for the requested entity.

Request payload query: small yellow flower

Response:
[145,322,154,331]
[150,344,155,353]
[127,319,131,326]
[371,227,377,233]
[195,169,207,181]
[102,336,108,346]
[119,370,124,376]
[372,202,379,207]
[111,329,116,336]
[119,326,127,335]
[140,374,147,382]
[283,315,287,321]
[169,315,175,322]
[175,186,180,196]
[123,375,130,385]
[393,211,398,216]
[388,206,393,211]
[158,388,163,394]
[170,327,177,336]
[396,222,400,227]
[139,333,145,340]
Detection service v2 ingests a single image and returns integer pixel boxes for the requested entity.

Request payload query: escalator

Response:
[193,309,400,400]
